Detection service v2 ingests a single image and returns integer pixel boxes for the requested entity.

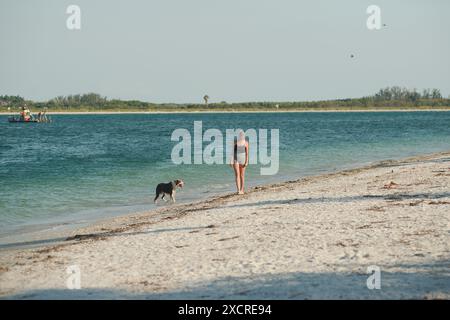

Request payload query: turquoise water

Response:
[1,112,450,236]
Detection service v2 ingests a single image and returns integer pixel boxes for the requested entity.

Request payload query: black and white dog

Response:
[154,179,184,203]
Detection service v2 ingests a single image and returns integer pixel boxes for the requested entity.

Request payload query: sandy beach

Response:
[0,152,449,299]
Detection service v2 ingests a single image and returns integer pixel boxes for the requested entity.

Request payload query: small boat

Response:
[8,105,52,123]
[8,117,39,123]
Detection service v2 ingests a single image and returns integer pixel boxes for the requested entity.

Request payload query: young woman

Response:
[230,130,249,194]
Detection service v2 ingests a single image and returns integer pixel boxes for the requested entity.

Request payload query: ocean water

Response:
[1,112,450,237]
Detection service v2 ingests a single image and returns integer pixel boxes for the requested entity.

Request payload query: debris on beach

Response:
[366,205,385,212]
[409,200,424,206]
[383,181,399,189]
[217,235,240,242]
[66,233,108,242]
[434,172,450,177]
[427,200,450,205]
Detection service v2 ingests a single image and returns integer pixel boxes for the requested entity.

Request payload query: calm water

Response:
[1,112,450,236]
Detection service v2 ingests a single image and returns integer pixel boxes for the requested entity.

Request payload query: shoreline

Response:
[0,151,443,252]
[0,150,449,299]
[60,150,450,241]
[1,108,450,115]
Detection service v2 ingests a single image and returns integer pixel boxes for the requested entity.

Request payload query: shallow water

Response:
[1,111,449,238]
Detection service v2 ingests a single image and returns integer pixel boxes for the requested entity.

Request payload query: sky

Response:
[1,0,449,103]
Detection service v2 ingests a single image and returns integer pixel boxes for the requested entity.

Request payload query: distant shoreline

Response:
[1,108,450,115]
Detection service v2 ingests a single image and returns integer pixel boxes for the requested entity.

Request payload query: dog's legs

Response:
[162,194,167,202]
[170,192,176,203]
[154,193,160,203]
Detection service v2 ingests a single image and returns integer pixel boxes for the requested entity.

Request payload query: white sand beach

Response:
[0,152,449,299]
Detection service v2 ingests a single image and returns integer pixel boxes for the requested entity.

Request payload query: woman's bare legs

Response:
[233,162,241,193]
[239,165,246,194]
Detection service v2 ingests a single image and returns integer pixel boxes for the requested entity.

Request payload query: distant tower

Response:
[203,95,210,106]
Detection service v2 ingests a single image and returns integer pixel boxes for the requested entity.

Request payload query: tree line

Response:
[1,87,449,112]
[0,95,25,107]
[374,86,442,101]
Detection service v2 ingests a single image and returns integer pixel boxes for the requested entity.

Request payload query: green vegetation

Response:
[1,87,449,113]
[0,95,25,108]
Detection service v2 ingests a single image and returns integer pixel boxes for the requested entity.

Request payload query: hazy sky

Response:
[1,0,449,103]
